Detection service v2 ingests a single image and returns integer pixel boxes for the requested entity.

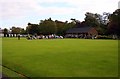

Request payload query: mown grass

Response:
[0,37,2,74]
[2,38,118,77]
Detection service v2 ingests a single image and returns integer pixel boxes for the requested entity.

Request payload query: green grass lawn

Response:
[0,38,2,77]
[2,65,27,79]
[2,38,118,77]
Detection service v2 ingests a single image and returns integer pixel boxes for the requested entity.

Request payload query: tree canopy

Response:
[108,9,120,36]
[26,18,75,35]
[2,9,120,37]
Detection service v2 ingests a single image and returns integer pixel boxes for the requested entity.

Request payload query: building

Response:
[65,27,98,38]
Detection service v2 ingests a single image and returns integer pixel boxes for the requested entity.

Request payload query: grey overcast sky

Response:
[0,0,119,29]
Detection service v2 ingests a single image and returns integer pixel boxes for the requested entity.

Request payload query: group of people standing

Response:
[26,34,64,40]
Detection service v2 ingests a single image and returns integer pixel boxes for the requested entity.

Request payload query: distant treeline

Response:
[2,9,120,37]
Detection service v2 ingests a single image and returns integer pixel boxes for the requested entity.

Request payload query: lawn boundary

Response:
[1,64,31,79]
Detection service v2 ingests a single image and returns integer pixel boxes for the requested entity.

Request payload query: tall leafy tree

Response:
[62,21,75,35]
[108,9,120,36]
[84,12,110,34]
[26,23,40,35]
[94,12,109,35]
[11,26,24,36]
[55,20,64,35]
[70,18,80,28]
[3,28,8,37]
[84,12,100,27]
[21,28,26,34]
[39,18,57,35]
[102,12,110,25]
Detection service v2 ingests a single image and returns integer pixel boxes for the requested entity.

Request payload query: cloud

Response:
[0,0,119,28]
[0,0,76,20]
[0,0,118,19]
[0,0,38,19]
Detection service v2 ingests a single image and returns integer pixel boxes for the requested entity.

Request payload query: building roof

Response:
[66,27,94,33]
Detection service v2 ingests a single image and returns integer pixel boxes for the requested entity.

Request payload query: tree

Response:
[98,12,110,35]
[108,9,120,36]
[55,20,73,35]
[70,18,80,28]
[39,18,57,35]
[84,12,110,34]
[84,12,100,27]
[11,27,23,37]
[21,28,26,34]
[3,28,8,37]
[102,12,110,25]
[62,21,75,35]
[84,12,103,34]
[26,23,40,35]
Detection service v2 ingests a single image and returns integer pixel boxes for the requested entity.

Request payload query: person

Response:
[18,34,20,40]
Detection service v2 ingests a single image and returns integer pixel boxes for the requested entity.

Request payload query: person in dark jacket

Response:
[18,34,20,40]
